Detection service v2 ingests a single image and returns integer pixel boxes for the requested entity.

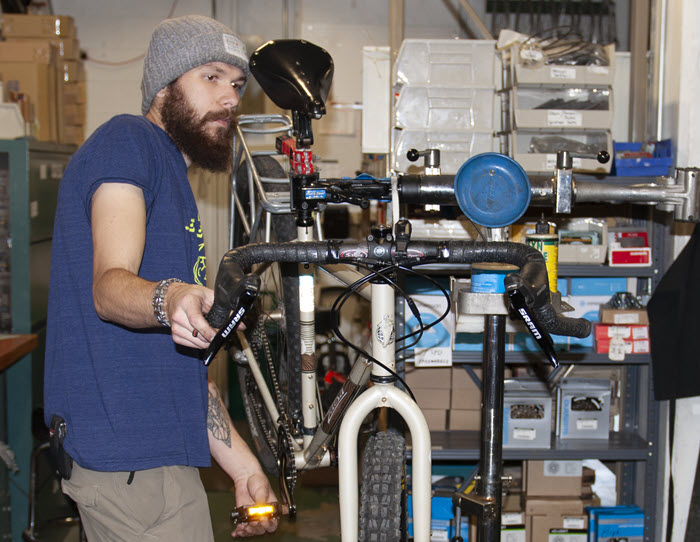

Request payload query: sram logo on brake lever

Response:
[202,275,260,366]
[507,288,559,368]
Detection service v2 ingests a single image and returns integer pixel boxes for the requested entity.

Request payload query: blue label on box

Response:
[570,277,628,296]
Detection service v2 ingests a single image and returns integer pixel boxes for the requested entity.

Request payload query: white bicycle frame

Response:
[232,115,433,541]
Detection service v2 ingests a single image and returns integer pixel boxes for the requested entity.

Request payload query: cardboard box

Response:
[525,461,583,497]
[529,514,587,542]
[526,496,586,516]
[63,81,86,104]
[63,103,86,126]
[448,409,481,431]
[451,366,481,409]
[504,380,553,449]
[594,324,649,341]
[609,246,652,266]
[0,39,55,63]
[412,387,451,410]
[587,505,643,541]
[62,124,85,146]
[13,37,80,60]
[557,378,611,439]
[61,59,85,82]
[0,60,58,141]
[422,408,448,431]
[596,510,644,541]
[404,366,451,389]
[599,308,649,325]
[595,337,650,355]
[1,14,76,38]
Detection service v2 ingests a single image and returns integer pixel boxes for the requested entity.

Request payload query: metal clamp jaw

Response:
[407,148,441,175]
[553,149,610,214]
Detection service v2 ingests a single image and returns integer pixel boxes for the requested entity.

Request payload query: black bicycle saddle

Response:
[249,39,334,119]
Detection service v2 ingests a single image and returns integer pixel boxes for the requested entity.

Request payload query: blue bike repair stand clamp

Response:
[453,152,531,228]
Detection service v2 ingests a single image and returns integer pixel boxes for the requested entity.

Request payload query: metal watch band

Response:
[152,278,183,327]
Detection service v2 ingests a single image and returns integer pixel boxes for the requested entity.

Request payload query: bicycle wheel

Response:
[359,431,408,542]
[232,155,301,475]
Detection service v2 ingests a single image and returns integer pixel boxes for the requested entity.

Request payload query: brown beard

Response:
[159,80,235,172]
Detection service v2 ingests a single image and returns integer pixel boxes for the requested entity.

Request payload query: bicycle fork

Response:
[337,281,432,542]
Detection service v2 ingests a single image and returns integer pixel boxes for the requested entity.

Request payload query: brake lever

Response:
[507,288,559,368]
[202,275,260,366]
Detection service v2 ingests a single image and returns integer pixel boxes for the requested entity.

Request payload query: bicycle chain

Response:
[250,315,298,492]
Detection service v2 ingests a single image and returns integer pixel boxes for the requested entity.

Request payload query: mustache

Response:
[201,109,236,123]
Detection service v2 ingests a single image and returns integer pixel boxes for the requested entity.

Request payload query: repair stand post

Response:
[478,314,506,542]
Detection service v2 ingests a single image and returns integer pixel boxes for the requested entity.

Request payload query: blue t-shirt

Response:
[44,114,211,472]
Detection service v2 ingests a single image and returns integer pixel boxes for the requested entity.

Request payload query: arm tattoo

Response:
[207,386,232,448]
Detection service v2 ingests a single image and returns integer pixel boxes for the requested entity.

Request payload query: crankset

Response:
[277,424,297,520]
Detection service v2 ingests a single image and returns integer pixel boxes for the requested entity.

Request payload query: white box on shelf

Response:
[394,39,496,89]
[558,218,608,264]
[362,46,391,153]
[395,86,495,131]
[513,87,613,130]
[512,43,615,86]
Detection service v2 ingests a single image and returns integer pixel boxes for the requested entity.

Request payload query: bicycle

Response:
[203,39,700,542]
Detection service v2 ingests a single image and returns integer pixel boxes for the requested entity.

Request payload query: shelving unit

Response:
[400,205,670,542]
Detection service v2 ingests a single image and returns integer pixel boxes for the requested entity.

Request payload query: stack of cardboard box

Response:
[404,366,451,431]
[0,13,85,144]
[524,460,597,542]
[449,365,483,431]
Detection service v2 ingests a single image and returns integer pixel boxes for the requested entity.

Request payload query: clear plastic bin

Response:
[512,43,615,86]
[510,129,612,174]
[394,39,496,88]
[513,87,613,130]
[394,86,495,131]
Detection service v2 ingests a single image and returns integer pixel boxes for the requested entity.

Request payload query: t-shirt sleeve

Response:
[77,116,162,216]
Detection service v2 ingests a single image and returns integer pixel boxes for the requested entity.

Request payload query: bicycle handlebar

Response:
[202,238,591,364]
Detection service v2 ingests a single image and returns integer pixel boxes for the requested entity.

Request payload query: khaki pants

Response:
[62,462,215,542]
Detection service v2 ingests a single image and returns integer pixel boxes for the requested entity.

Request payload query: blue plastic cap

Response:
[454,153,531,228]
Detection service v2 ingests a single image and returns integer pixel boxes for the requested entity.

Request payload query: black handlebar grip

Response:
[206,304,229,329]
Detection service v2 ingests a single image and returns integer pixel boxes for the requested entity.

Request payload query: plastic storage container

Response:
[611,139,673,176]
[513,86,612,130]
[512,43,615,86]
[394,39,496,89]
[510,129,612,174]
[394,86,495,131]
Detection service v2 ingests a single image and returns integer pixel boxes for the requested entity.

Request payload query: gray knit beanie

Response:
[140,14,250,115]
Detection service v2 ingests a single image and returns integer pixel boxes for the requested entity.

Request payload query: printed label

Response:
[563,517,586,529]
[547,110,583,127]
[576,418,599,430]
[550,66,577,79]
[513,427,536,440]
[608,337,626,361]
[502,512,524,525]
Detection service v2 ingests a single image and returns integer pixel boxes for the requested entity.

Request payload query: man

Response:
[44,14,277,540]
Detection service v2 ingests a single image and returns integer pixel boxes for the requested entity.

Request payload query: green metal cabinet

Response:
[0,139,74,541]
